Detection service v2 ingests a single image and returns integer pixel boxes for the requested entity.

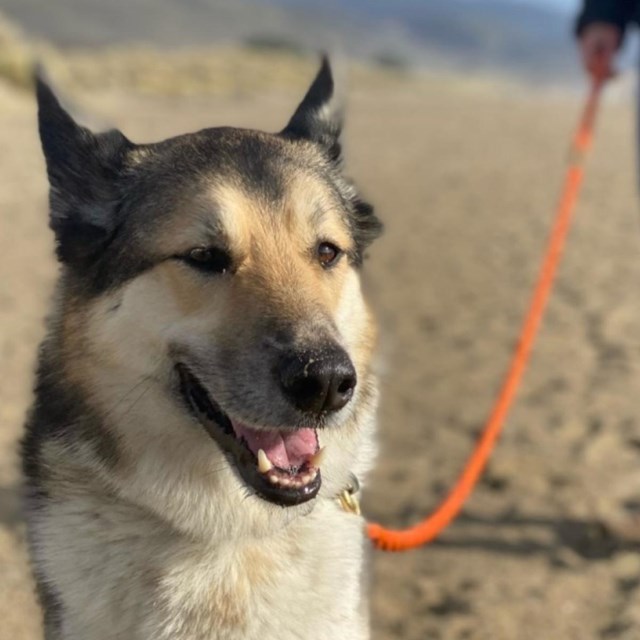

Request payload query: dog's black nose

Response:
[278,348,357,414]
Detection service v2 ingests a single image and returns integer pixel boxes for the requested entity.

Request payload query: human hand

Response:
[579,22,622,81]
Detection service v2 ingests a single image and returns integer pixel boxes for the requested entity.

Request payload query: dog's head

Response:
[37,59,382,530]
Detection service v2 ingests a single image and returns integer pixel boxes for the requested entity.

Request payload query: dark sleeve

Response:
[575,0,637,36]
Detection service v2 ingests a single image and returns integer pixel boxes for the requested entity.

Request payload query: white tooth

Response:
[300,474,311,485]
[310,447,326,468]
[309,469,318,480]
[280,477,291,487]
[257,449,273,473]
[268,474,279,484]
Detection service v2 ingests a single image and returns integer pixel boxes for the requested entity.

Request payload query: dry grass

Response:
[0,9,411,99]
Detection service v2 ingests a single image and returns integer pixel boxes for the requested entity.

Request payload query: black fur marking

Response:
[36,73,133,266]
[348,198,384,265]
[281,56,343,160]
[22,334,121,501]
[35,576,64,640]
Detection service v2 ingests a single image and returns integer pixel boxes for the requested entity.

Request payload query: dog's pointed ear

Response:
[36,70,133,264]
[281,56,343,162]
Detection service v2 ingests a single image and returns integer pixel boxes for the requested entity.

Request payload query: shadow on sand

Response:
[434,511,640,561]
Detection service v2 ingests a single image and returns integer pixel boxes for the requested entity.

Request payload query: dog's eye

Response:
[317,242,342,269]
[183,247,231,274]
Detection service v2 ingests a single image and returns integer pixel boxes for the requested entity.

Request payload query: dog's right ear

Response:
[36,71,133,265]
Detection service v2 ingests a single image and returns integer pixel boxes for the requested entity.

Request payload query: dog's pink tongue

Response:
[233,423,318,469]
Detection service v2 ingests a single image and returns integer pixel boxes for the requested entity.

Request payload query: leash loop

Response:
[367,77,605,552]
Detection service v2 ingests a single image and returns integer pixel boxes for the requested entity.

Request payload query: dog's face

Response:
[37,60,382,524]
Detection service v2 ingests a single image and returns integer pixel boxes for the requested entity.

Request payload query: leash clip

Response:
[338,473,361,516]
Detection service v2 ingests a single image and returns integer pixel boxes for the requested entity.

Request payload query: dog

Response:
[22,57,383,640]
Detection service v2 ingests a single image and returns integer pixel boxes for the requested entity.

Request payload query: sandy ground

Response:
[3,70,640,639]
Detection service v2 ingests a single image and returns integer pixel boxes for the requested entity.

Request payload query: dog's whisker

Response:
[201,465,231,479]
[112,379,158,423]
[97,357,167,423]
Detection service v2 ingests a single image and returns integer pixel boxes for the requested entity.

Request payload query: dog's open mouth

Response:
[176,365,322,507]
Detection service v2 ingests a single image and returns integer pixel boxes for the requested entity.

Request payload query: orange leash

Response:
[367,77,605,552]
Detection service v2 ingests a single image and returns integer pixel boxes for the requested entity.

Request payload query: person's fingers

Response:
[581,38,616,80]
[587,59,615,80]
[579,23,622,81]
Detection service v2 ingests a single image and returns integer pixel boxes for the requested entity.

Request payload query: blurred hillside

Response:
[0,0,584,83]
[0,10,400,98]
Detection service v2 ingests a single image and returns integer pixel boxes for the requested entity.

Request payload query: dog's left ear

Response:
[281,56,343,162]
[36,71,133,265]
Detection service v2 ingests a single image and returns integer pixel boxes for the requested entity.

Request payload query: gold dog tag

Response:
[338,474,361,516]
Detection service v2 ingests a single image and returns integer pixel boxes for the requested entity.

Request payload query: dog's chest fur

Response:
[34,476,369,640]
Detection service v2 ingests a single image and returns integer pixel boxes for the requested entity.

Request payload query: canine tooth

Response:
[310,447,326,468]
[257,449,273,473]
